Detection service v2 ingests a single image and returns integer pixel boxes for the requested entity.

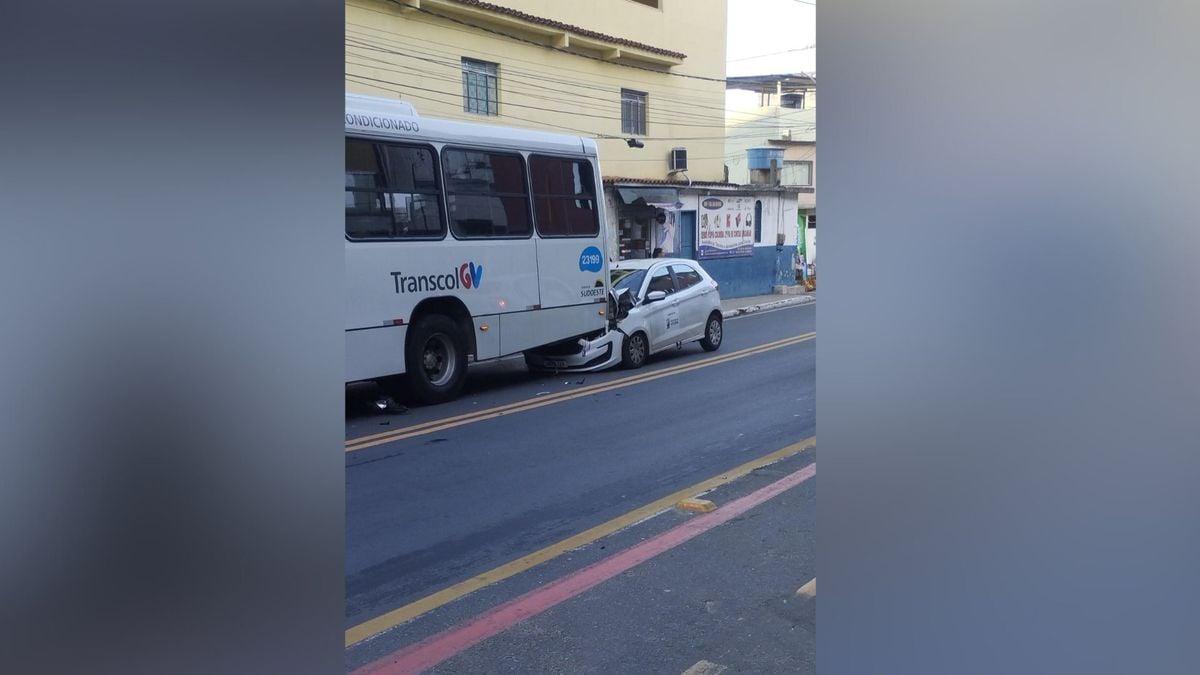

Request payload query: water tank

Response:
[746,147,784,170]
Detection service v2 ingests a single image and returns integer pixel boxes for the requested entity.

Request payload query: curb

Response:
[721,294,815,319]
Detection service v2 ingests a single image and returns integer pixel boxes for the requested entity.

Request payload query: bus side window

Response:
[345,139,445,240]
[442,149,532,238]
[529,156,599,238]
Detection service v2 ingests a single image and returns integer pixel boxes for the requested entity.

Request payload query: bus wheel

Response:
[406,314,467,404]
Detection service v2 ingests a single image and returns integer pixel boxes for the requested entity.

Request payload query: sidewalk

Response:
[720,289,815,319]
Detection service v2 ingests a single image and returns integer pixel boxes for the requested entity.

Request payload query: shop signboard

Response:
[698,196,754,259]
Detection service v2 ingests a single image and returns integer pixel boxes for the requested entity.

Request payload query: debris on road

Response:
[374,397,408,414]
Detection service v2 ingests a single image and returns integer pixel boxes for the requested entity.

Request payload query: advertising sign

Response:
[698,196,754,259]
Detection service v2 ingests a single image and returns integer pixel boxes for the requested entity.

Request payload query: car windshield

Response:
[610,269,647,299]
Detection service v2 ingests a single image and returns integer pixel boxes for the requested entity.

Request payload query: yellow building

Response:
[346,0,802,296]
[346,0,728,182]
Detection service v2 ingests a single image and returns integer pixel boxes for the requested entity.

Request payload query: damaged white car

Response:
[524,258,724,372]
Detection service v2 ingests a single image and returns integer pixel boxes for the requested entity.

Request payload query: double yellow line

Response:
[345,436,816,647]
[345,331,816,453]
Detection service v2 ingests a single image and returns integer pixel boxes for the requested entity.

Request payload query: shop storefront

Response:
[607,185,684,260]
[603,180,802,298]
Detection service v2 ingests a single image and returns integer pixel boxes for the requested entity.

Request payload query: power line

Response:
[347,1,732,93]
[345,49,809,132]
[347,72,747,131]
[344,16,730,100]
[727,45,816,63]
[344,33,726,117]
[343,36,732,127]
[348,74,810,150]
[345,36,730,124]
[343,29,731,116]
[348,74,605,136]
[346,65,814,138]
[344,42,732,124]
[344,33,814,132]
[348,75,812,174]
[404,1,730,83]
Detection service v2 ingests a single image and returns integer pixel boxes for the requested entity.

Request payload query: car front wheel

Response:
[700,313,723,352]
[621,331,648,369]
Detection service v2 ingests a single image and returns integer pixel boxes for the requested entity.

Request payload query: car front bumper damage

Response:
[525,329,623,372]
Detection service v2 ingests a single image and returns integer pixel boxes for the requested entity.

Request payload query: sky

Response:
[725,0,816,78]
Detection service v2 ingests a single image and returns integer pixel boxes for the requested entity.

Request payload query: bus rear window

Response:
[345,139,445,240]
[442,149,532,238]
[530,155,599,238]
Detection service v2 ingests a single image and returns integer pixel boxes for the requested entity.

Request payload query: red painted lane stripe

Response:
[353,462,816,675]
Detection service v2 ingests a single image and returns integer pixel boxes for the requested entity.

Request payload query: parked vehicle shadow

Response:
[346,341,709,421]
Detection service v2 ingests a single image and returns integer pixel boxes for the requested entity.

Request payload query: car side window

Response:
[670,264,703,290]
[646,266,676,295]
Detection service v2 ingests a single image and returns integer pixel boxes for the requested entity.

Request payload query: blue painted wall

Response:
[697,245,797,299]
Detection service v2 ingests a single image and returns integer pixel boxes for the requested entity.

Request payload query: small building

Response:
[603,178,801,298]
[725,73,816,281]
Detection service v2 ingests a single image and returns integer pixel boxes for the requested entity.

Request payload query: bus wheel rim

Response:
[422,333,455,386]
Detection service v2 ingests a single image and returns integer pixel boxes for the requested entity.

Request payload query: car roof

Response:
[611,258,699,271]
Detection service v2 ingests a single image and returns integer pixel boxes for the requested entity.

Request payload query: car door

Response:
[640,264,682,352]
[669,263,709,341]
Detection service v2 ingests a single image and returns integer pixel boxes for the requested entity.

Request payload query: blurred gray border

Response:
[821,1,1200,673]
[1,2,345,673]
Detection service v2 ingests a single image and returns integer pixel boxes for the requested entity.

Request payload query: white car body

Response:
[524,258,723,372]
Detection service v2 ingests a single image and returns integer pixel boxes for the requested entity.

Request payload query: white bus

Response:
[345,93,612,403]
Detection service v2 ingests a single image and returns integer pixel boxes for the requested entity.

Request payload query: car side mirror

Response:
[645,290,667,303]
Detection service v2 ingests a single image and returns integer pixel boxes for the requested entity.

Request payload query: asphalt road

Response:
[427,451,817,675]
[345,302,816,672]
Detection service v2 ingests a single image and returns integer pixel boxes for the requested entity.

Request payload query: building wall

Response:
[346,0,728,182]
[783,143,816,211]
[693,190,797,296]
[723,99,815,186]
[698,245,797,297]
[602,186,797,297]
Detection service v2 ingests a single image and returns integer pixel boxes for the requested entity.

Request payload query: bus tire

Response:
[522,352,544,371]
[621,331,648,369]
[406,314,467,404]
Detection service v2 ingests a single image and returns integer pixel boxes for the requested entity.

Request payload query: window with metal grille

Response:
[784,160,814,186]
[462,58,498,116]
[621,89,647,135]
[529,155,599,237]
